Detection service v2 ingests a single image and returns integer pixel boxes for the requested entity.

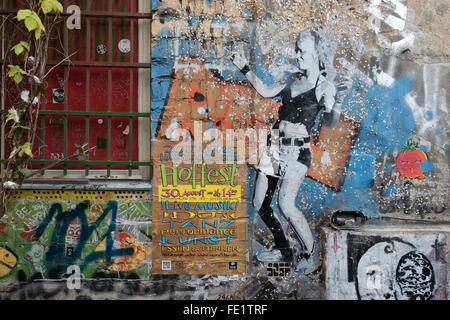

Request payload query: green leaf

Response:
[32,12,46,39]
[8,65,19,77]
[11,42,30,56]
[40,0,63,14]
[24,16,38,31]
[20,142,33,158]
[54,1,63,13]
[40,1,53,14]
[34,28,43,40]
[8,65,17,75]
[17,9,32,21]
[13,73,24,84]
[17,10,45,39]
[8,65,26,84]
[11,44,24,55]
[5,114,14,124]
[20,41,30,51]
[18,167,30,175]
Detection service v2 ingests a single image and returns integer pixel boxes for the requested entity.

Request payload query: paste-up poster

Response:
[152,138,247,275]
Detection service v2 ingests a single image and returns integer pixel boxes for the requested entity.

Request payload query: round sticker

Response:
[96,44,107,55]
[118,39,131,53]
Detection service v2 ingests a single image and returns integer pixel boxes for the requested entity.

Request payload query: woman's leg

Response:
[253,171,292,261]
[278,148,315,254]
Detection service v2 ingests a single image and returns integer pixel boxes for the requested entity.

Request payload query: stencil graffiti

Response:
[396,251,435,300]
[396,141,428,180]
[347,234,437,300]
[233,27,345,267]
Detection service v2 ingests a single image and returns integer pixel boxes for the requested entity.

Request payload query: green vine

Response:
[1,0,65,217]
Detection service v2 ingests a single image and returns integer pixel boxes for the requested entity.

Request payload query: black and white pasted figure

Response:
[348,235,436,300]
[232,28,346,265]
[52,88,65,104]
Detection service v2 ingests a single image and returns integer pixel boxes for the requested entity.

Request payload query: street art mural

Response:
[0,0,448,299]
[150,0,449,299]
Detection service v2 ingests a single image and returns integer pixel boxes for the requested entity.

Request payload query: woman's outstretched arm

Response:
[231,51,286,98]
[320,77,352,129]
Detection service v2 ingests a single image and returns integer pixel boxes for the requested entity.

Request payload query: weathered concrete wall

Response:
[0,0,449,300]
[406,0,450,63]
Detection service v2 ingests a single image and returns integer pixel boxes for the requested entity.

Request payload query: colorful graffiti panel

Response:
[0,191,151,284]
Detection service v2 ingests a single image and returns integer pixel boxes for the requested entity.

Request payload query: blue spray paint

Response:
[152,0,161,10]
[152,29,213,137]
[295,78,415,218]
[424,111,433,121]
[434,127,444,136]
[34,201,134,277]
[383,183,400,199]
[421,160,435,173]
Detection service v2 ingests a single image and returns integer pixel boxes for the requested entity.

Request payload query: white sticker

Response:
[162,260,172,271]
[118,39,131,53]
[96,44,107,55]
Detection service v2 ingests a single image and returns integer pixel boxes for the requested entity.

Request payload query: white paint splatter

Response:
[366,0,416,55]
[321,151,332,167]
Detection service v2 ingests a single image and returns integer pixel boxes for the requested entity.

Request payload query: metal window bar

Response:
[0,110,151,175]
[0,0,151,178]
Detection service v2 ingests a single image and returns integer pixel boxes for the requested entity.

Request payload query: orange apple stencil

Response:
[396,142,427,180]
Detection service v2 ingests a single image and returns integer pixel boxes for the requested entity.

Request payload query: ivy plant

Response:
[1,1,65,216]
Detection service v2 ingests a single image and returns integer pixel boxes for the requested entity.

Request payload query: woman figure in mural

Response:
[232,28,345,264]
